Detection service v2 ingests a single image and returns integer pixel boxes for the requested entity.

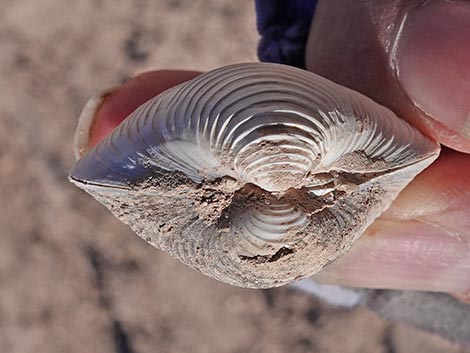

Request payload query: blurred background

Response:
[1,0,469,352]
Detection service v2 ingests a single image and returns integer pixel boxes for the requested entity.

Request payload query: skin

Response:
[80,0,470,298]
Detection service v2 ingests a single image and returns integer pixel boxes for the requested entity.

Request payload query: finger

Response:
[306,0,470,152]
[314,149,470,295]
[74,70,201,159]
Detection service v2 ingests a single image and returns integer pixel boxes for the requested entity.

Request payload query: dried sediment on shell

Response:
[70,63,440,288]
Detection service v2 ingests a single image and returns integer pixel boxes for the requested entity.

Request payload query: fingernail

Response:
[393,0,470,137]
[73,89,113,160]
[313,219,470,294]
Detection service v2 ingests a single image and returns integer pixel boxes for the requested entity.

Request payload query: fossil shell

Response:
[70,63,439,288]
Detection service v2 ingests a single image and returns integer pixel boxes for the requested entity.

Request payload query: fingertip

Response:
[306,0,470,153]
[74,70,201,159]
[393,0,470,152]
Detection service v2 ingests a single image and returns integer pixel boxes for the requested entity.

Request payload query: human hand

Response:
[305,0,470,299]
[73,0,470,298]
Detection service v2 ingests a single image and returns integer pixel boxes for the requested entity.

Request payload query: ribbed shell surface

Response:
[70,63,439,288]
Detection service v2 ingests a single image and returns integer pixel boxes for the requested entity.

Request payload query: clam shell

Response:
[70,63,439,288]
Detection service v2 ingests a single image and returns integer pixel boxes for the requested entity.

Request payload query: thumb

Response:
[306,0,470,153]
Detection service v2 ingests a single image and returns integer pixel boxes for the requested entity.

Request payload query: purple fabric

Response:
[255,0,317,69]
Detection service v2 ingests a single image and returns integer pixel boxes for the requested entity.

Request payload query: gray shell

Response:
[70,63,439,288]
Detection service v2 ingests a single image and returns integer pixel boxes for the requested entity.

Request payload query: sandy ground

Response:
[0,1,469,352]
